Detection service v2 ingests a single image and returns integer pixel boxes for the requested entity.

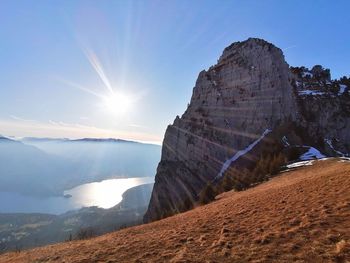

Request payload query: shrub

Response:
[220,167,251,192]
[66,233,73,242]
[75,227,96,240]
[199,183,217,204]
[221,173,234,192]
[269,153,286,175]
[253,152,286,177]
[218,153,287,194]
[181,196,194,211]
[232,169,252,191]
[287,147,302,161]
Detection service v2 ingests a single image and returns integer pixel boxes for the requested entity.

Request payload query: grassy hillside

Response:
[1,159,349,262]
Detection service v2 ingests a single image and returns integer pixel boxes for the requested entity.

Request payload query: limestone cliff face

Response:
[144,38,350,222]
[144,38,297,222]
[292,66,350,155]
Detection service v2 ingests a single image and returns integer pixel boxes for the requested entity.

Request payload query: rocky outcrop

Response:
[291,66,350,155]
[144,38,350,222]
[115,183,153,210]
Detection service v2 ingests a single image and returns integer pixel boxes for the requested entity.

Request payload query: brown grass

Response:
[1,159,349,263]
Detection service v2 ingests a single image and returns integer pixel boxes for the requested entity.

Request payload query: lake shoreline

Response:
[0,177,154,215]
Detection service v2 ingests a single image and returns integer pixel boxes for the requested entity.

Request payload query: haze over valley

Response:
[0,135,160,252]
[0,136,160,213]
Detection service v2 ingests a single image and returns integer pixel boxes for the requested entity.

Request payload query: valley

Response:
[0,183,153,253]
[0,137,160,198]
[0,138,159,252]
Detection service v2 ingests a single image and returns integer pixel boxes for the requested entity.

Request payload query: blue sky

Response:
[0,0,349,143]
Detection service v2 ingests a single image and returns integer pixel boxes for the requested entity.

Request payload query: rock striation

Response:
[144,38,350,222]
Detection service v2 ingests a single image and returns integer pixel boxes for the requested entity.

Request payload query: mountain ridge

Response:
[0,136,160,198]
[144,38,350,222]
[21,137,157,145]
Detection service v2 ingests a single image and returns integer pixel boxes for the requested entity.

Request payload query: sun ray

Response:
[57,78,104,99]
[83,47,114,94]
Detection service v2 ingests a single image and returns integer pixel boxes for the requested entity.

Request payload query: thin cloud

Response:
[282,45,297,51]
[0,118,162,144]
[10,115,37,123]
[128,123,148,129]
[49,120,59,125]
[54,78,104,99]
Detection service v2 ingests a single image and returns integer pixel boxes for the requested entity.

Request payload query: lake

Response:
[0,177,154,214]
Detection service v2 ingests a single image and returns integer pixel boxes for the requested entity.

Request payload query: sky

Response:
[0,0,349,144]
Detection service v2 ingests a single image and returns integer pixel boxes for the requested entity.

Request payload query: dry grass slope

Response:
[1,159,349,263]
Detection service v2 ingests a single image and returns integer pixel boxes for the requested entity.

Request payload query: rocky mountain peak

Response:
[218,37,282,64]
[144,38,350,222]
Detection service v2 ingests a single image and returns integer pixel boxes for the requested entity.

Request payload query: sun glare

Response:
[103,91,133,115]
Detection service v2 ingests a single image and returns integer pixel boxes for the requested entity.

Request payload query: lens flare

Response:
[103,91,133,115]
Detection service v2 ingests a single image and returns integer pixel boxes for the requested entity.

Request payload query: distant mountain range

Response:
[0,136,161,197]
[0,136,73,196]
[21,137,140,144]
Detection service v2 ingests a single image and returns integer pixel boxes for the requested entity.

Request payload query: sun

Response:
[103,91,133,115]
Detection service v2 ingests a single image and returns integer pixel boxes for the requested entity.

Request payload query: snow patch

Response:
[300,147,326,161]
[295,81,303,88]
[282,136,290,147]
[339,84,347,95]
[339,157,350,163]
[298,90,325,96]
[302,72,313,78]
[287,156,349,168]
[215,129,272,180]
[286,160,314,169]
[319,157,333,161]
